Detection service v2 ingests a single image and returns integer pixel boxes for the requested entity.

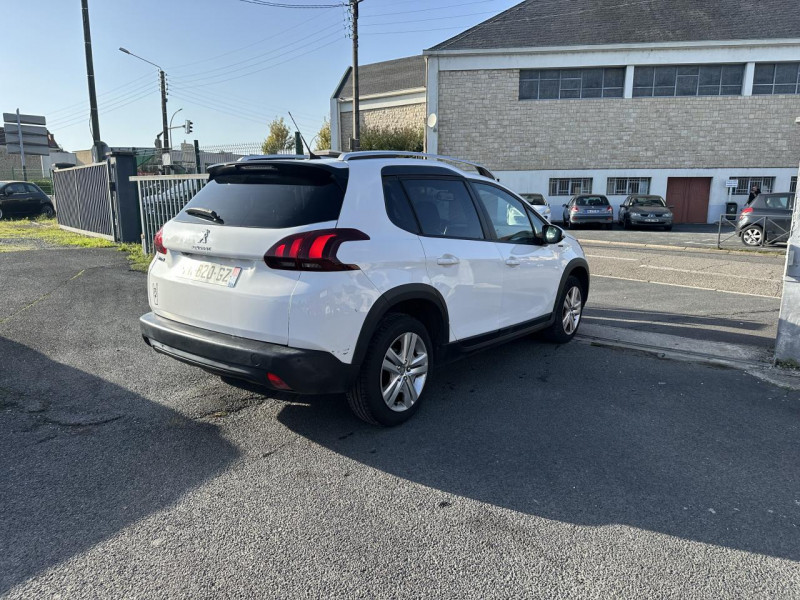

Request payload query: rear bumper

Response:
[140,312,356,394]
[568,215,613,223]
[630,219,672,227]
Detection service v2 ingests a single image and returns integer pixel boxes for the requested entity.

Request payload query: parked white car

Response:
[140,152,589,425]
[521,193,552,222]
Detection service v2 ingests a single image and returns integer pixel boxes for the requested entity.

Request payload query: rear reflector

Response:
[267,372,291,390]
[265,228,369,271]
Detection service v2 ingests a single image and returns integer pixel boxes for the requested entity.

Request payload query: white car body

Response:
[521,193,552,222]
[140,153,589,425]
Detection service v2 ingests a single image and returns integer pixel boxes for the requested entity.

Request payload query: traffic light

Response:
[184,119,193,134]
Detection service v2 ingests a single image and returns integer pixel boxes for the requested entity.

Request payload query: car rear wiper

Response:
[185,207,224,224]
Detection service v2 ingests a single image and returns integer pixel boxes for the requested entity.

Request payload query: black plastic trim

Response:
[442,313,552,361]
[351,284,450,367]
[140,312,356,394]
[555,257,591,311]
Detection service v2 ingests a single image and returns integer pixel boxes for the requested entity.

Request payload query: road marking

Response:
[638,264,782,282]
[585,254,637,261]
[593,275,781,299]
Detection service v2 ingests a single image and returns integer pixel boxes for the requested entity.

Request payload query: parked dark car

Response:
[0,181,55,220]
[562,194,613,229]
[618,194,673,231]
[736,192,795,247]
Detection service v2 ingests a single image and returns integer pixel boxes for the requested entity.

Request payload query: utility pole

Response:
[350,0,361,151]
[159,70,170,173]
[81,0,102,160]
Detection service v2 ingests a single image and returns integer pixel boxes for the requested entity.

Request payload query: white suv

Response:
[140,152,589,426]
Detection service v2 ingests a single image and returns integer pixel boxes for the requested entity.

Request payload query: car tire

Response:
[41,204,55,218]
[741,225,763,247]
[623,217,631,230]
[563,217,570,230]
[605,223,613,230]
[541,276,584,344]
[0,207,4,220]
[347,313,432,426]
[664,225,672,232]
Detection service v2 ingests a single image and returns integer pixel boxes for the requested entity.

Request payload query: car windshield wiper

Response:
[185,207,224,224]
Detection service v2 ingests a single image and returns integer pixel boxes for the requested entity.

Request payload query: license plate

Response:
[645,218,659,222]
[588,209,601,214]
[178,260,242,288]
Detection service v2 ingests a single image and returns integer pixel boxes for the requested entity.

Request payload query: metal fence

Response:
[52,163,114,240]
[132,174,209,253]
[717,214,790,249]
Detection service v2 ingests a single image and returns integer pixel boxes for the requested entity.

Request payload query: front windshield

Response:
[632,197,666,207]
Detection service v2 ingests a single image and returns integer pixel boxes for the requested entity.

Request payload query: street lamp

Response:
[119,47,170,172]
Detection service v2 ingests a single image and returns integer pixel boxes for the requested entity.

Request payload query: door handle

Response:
[505,258,521,267]
[436,255,460,266]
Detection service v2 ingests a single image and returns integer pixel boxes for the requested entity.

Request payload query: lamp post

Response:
[774,116,800,365]
[119,47,170,172]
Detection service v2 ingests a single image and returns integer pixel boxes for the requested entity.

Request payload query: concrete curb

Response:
[576,323,800,390]
[578,238,785,258]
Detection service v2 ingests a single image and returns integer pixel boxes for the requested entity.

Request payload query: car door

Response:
[764,194,793,241]
[619,196,631,223]
[21,184,43,216]
[471,181,565,327]
[1,183,28,215]
[400,177,504,340]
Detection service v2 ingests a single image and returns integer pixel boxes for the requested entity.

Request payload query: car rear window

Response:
[175,164,348,229]
[576,196,609,206]
[522,194,546,206]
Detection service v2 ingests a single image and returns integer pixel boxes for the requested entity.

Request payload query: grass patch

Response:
[0,217,153,272]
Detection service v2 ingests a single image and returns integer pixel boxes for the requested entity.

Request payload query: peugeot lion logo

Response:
[193,229,212,251]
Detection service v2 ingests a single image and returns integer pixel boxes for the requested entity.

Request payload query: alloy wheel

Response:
[380,332,429,412]
[742,227,763,246]
[562,286,583,335]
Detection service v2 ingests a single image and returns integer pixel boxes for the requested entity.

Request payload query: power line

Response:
[238,0,344,8]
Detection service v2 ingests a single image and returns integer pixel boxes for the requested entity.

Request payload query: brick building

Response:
[333,0,800,223]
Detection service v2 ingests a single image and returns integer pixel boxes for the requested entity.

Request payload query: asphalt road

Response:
[1,247,799,599]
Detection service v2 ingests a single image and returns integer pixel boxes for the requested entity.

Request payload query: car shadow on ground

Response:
[0,337,240,594]
[277,337,800,561]
[582,307,776,347]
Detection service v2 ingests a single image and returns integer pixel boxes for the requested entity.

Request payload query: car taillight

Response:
[606,205,613,212]
[570,206,579,212]
[741,207,753,215]
[264,228,369,271]
[154,228,166,255]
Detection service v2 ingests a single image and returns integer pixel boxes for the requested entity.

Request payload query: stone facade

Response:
[0,147,45,179]
[438,69,800,171]
[339,103,426,150]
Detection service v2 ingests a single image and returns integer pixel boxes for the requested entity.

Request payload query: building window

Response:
[791,177,797,194]
[731,176,775,195]
[549,178,592,196]
[607,177,651,195]
[753,63,800,95]
[520,68,624,100]
[633,64,744,97]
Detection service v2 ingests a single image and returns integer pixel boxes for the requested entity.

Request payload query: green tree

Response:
[360,125,424,152]
[315,118,331,151]
[261,117,293,154]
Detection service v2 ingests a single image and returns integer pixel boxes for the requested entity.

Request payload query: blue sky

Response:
[2,0,519,152]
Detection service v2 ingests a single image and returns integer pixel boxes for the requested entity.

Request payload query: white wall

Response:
[497,167,799,223]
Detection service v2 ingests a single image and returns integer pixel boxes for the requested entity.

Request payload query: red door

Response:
[665,178,711,223]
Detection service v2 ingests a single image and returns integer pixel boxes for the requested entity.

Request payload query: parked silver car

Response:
[618,194,673,231]
[562,195,613,229]
[520,193,551,222]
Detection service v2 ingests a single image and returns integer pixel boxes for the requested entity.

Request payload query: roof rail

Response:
[236,154,309,162]
[338,151,496,180]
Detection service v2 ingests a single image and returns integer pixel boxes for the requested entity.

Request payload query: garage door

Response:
[665,178,711,224]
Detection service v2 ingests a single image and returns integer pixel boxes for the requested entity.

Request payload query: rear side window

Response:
[383,178,419,234]
[401,179,484,240]
[175,165,347,228]
[763,195,792,210]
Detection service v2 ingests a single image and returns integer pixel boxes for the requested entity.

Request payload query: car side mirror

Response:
[562,204,568,208]
[544,224,563,244]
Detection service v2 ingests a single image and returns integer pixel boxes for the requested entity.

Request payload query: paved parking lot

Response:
[1,246,799,599]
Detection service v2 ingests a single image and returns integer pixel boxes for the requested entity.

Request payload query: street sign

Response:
[2,113,46,126]
[725,179,738,188]
[4,131,49,147]
[5,144,51,156]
